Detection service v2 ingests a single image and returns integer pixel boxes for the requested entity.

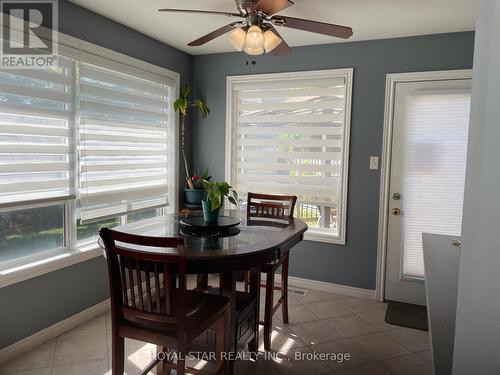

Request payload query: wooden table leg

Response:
[197,273,209,290]
[248,267,261,358]
[220,271,236,375]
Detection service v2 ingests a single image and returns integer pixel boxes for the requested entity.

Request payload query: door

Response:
[384,77,471,305]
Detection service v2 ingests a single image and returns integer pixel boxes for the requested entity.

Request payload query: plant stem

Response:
[180,114,194,189]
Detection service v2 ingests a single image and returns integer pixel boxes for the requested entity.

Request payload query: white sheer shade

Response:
[227,70,352,242]
[401,92,471,278]
[78,62,172,223]
[0,56,75,207]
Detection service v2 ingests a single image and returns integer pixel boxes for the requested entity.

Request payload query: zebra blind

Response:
[229,69,352,241]
[0,56,75,207]
[78,62,173,223]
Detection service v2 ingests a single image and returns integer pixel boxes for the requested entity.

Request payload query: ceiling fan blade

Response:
[267,25,291,55]
[188,23,241,46]
[271,15,353,39]
[255,0,294,16]
[158,8,242,18]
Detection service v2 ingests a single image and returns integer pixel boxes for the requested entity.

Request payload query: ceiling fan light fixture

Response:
[228,28,246,51]
[245,25,265,50]
[263,29,282,52]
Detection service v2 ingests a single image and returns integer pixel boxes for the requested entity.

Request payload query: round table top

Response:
[106,209,308,260]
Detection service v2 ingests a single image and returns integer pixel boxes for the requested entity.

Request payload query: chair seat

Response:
[121,289,228,342]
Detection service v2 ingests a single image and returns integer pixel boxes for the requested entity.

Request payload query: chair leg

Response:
[111,331,125,375]
[281,253,290,324]
[214,311,227,373]
[243,271,249,292]
[176,350,185,375]
[157,346,171,375]
[263,270,274,351]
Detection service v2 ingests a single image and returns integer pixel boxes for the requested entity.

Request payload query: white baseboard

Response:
[0,299,110,365]
[273,274,376,300]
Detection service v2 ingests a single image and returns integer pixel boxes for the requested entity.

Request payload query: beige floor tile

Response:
[0,340,55,373]
[416,350,433,364]
[50,358,110,375]
[379,353,433,375]
[233,354,281,375]
[325,315,379,338]
[356,310,395,331]
[311,337,377,372]
[5,369,52,375]
[53,326,108,367]
[352,333,410,361]
[306,300,352,319]
[124,348,157,374]
[289,289,344,304]
[271,346,331,375]
[342,297,388,314]
[286,304,320,324]
[57,315,106,341]
[335,363,391,375]
[287,319,343,346]
[258,325,306,352]
[385,327,430,352]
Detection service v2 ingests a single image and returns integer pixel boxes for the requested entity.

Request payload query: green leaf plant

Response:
[201,180,238,211]
[174,84,210,189]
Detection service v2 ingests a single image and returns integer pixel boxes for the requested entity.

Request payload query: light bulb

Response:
[227,28,246,51]
[263,29,282,52]
[245,25,265,50]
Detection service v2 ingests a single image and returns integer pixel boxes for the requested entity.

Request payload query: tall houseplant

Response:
[174,84,210,190]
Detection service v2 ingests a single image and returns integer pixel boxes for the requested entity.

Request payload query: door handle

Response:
[391,208,401,216]
[451,239,461,247]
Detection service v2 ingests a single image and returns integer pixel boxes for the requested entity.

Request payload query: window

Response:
[0,33,178,279]
[226,69,353,243]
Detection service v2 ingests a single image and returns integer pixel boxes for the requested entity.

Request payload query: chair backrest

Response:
[247,193,298,224]
[99,227,187,332]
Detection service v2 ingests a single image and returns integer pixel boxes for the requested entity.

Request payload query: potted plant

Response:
[184,167,211,207]
[174,84,210,205]
[201,180,238,223]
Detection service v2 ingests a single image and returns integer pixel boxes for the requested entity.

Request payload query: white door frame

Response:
[375,69,472,302]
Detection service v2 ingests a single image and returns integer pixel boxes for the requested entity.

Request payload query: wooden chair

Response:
[244,193,297,351]
[100,227,230,375]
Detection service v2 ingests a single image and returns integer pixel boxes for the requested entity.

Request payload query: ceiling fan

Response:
[159,0,353,56]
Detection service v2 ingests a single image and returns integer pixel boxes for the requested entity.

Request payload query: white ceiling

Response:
[70,0,476,55]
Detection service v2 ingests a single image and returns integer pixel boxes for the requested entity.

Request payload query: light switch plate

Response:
[370,156,379,170]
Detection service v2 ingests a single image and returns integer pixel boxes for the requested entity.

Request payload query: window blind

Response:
[401,91,471,279]
[231,75,347,210]
[78,62,172,223]
[0,56,75,207]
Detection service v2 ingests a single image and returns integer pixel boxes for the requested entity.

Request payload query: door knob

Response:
[391,208,401,216]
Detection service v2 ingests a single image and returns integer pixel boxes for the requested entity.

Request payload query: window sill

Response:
[0,244,103,289]
[304,231,346,245]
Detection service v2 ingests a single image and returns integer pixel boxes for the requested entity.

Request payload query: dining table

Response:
[100,209,307,373]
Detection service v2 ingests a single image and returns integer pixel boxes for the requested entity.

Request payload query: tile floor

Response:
[0,282,432,375]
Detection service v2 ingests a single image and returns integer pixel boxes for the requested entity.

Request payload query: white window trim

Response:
[225,68,353,245]
[0,30,180,289]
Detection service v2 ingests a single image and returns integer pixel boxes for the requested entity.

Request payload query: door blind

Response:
[231,76,347,208]
[78,62,172,222]
[401,91,471,278]
[0,56,75,207]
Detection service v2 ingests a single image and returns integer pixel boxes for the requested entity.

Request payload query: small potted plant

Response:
[201,180,238,223]
[184,168,211,207]
[174,84,210,205]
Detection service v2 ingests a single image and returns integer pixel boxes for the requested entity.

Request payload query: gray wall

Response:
[0,0,193,349]
[453,1,500,373]
[193,32,475,290]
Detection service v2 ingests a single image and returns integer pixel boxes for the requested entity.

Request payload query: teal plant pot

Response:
[202,200,220,223]
[184,188,207,206]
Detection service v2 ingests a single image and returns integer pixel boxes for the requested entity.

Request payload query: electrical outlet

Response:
[370,156,379,170]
